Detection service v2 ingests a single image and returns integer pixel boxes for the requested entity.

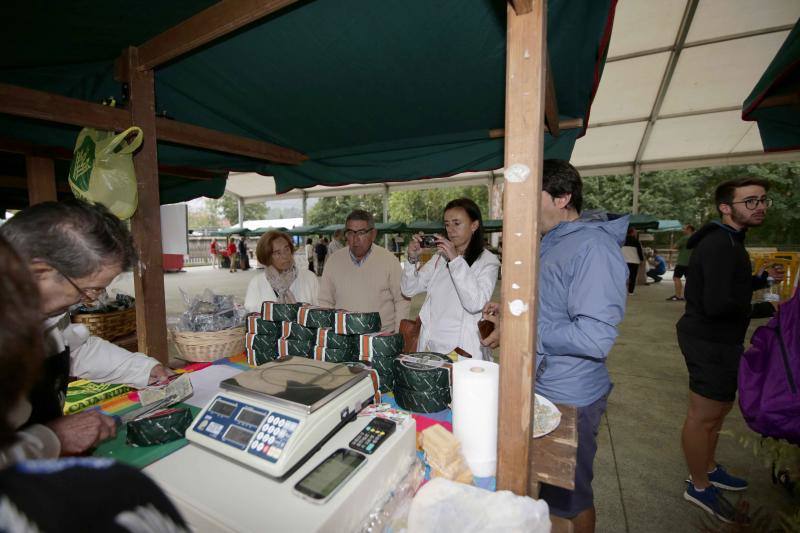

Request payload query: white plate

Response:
[533,394,561,438]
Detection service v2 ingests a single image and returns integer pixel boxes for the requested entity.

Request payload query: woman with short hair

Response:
[401,198,500,360]
[245,231,319,312]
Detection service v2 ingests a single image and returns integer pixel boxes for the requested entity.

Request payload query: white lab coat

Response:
[244,267,319,312]
[401,250,500,360]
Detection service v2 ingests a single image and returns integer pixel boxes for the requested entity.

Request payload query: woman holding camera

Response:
[401,198,500,360]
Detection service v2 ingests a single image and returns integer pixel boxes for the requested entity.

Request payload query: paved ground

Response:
[109,264,796,531]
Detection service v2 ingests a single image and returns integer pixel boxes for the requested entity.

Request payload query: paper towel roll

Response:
[452,359,499,477]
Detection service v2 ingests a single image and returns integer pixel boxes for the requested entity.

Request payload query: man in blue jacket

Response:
[482,160,628,533]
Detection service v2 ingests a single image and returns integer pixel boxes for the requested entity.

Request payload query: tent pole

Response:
[25,156,57,205]
[237,195,245,228]
[632,164,641,214]
[121,47,169,364]
[497,0,546,496]
[383,184,389,248]
[301,190,307,225]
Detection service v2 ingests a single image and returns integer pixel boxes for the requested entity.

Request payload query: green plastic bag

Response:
[68,126,142,220]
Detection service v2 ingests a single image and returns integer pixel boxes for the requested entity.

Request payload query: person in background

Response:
[677,178,783,523]
[621,227,644,294]
[245,231,319,311]
[0,234,188,532]
[238,236,250,271]
[0,200,172,466]
[209,238,219,268]
[305,238,315,273]
[480,160,628,533]
[315,237,328,276]
[227,237,238,273]
[319,210,410,333]
[668,224,695,301]
[328,230,345,256]
[401,198,499,360]
[646,253,667,283]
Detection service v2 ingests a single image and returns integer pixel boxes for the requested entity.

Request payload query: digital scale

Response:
[145,357,417,532]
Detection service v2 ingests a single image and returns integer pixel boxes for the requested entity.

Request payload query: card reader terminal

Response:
[349,417,396,454]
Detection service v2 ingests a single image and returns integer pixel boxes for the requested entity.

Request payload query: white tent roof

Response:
[227,0,800,202]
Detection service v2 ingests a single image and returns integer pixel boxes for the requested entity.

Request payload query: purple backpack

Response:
[738,289,800,445]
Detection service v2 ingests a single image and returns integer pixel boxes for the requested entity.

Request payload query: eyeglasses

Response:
[344,228,374,239]
[731,197,773,210]
[52,265,106,302]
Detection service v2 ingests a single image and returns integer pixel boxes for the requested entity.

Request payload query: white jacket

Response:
[244,267,319,312]
[0,313,160,467]
[401,250,500,360]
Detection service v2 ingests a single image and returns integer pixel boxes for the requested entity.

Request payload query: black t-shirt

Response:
[315,243,328,259]
[0,457,187,532]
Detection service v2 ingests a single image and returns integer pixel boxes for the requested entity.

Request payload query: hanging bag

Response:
[68,126,143,220]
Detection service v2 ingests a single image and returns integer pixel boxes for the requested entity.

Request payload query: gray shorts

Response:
[539,393,609,518]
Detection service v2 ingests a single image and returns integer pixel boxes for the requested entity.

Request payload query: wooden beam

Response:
[489,117,582,139]
[136,0,299,70]
[123,47,169,365]
[510,0,534,15]
[156,117,307,165]
[0,175,70,193]
[496,0,546,495]
[0,82,307,164]
[544,52,560,137]
[25,156,57,205]
[0,82,131,132]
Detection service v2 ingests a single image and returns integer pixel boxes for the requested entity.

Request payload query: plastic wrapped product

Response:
[297,305,336,328]
[260,301,302,322]
[280,321,317,342]
[315,328,358,351]
[277,338,314,358]
[313,346,359,363]
[359,332,403,359]
[126,408,193,447]
[393,385,451,413]
[333,311,381,335]
[246,315,283,336]
[245,333,279,366]
[393,353,451,391]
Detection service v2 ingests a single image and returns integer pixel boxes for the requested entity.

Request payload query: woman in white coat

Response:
[245,231,319,312]
[401,198,500,360]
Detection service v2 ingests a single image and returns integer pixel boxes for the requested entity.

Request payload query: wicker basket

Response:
[171,326,245,363]
[71,307,137,341]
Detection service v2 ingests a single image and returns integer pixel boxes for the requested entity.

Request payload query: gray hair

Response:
[0,199,137,278]
[345,209,375,227]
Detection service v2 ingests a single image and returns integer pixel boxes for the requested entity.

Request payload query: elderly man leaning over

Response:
[481,160,628,533]
[318,209,410,333]
[0,199,172,466]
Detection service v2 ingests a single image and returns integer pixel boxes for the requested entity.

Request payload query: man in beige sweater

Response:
[319,210,410,332]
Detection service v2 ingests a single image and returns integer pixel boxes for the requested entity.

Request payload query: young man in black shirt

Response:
[677,178,783,523]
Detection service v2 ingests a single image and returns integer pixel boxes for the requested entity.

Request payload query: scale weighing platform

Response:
[145,357,417,532]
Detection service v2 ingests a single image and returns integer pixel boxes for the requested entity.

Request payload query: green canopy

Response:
[250,226,288,236]
[218,226,252,236]
[650,220,683,233]
[318,224,345,235]
[742,20,800,152]
[626,214,659,230]
[0,0,616,201]
[375,222,407,234]
[484,219,503,233]
[287,225,323,236]
[407,220,445,233]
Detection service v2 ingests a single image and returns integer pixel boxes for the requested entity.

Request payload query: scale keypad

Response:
[247,413,300,463]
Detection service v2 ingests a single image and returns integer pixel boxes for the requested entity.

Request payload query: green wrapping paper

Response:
[358,332,403,359]
[280,321,317,342]
[342,362,381,403]
[313,346,358,363]
[297,305,336,328]
[126,408,194,447]
[277,338,314,358]
[333,311,381,335]
[393,385,451,413]
[393,352,451,391]
[245,333,279,366]
[246,315,283,336]
[315,328,358,351]
[260,301,302,322]
[368,354,395,393]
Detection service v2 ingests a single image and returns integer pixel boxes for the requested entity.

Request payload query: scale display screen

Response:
[210,399,236,417]
[236,408,265,427]
[223,425,254,447]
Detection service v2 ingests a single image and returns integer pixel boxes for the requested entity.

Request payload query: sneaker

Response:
[686,465,749,491]
[684,483,736,523]
[666,295,680,301]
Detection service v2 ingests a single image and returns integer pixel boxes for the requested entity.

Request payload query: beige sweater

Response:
[318,244,410,332]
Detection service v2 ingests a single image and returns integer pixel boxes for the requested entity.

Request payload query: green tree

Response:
[206,193,268,225]
[306,194,384,226]
[388,186,489,223]
[187,203,222,230]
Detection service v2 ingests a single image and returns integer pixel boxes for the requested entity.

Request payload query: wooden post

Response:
[497,0,547,495]
[25,156,57,205]
[122,47,169,364]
